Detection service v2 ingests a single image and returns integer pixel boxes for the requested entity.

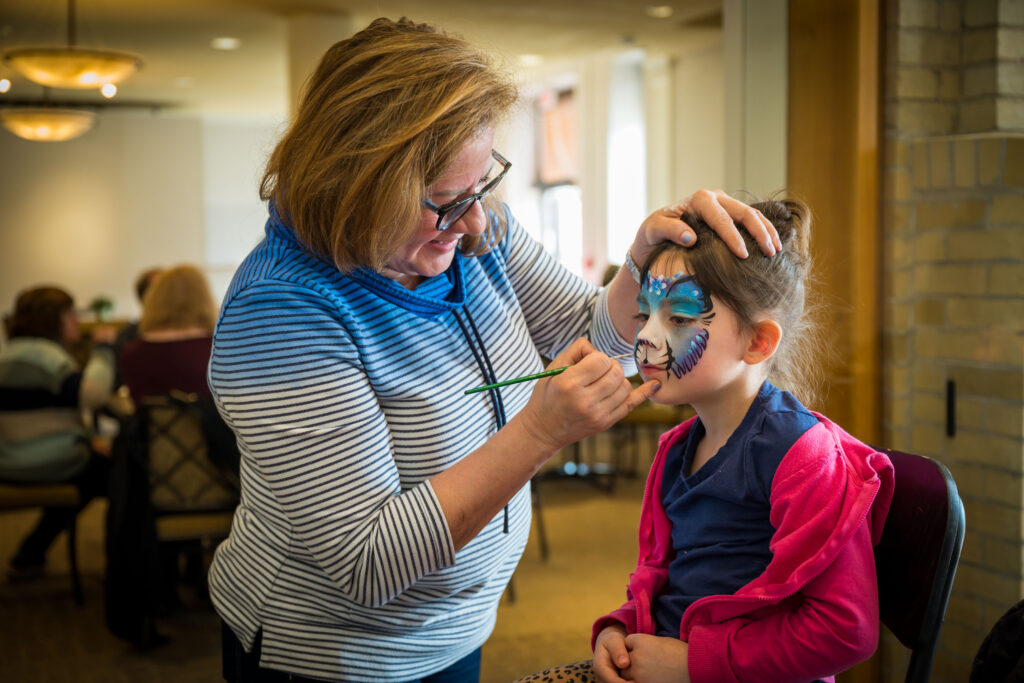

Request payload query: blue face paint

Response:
[635,271,715,379]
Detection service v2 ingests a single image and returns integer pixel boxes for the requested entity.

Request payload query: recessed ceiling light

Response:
[518,54,543,68]
[101,83,117,98]
[211,36,241,51]
[0,78,10,93]
[646,5,674,19]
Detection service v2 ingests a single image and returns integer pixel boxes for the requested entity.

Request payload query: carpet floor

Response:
[0,460,650,683]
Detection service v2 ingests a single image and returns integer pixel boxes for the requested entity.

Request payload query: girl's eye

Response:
[633,313,649,323]
[670,316,695,326]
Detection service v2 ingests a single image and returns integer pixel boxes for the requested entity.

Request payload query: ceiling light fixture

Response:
[2,0,142,90]
[0,78,10,93]
[0,107,96,142]
[645,5,675,19]
[211,36,241,51]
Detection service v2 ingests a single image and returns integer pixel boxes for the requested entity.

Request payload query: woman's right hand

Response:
[594,624,632,683]
[514,338,659,454]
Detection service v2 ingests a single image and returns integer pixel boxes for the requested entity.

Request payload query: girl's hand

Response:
[630,190,781,266]
[594,624,632,683]
[620,634,690,683]
[514,338,659,453]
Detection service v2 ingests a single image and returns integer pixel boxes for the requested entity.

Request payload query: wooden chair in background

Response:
[0,482,83,603]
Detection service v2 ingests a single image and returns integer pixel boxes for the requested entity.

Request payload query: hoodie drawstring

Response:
[453,306,509,533]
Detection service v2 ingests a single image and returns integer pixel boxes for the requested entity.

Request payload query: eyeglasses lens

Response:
[439,200,474,231]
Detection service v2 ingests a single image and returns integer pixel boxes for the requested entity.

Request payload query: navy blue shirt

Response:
[652,382,819,637]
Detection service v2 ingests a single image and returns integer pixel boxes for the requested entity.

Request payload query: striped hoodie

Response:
[208,204,632,681]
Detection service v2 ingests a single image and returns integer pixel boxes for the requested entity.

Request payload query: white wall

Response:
[0,111,281,327]
[201,119,284,301]
[723,0,788,197]
[670,40,727,200]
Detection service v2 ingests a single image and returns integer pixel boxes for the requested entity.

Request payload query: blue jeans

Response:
[222,622,481,682]
[406,648,481,683]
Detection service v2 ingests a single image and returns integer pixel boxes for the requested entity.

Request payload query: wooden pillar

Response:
[787,0,882,677]
[788,0,882,444]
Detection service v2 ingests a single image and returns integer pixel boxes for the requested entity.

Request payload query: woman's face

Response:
[634,255,750,407]
[60,308,80,347]
[383,128,495,288]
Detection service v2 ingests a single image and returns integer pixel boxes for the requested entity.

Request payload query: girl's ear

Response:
[743,319,782,365]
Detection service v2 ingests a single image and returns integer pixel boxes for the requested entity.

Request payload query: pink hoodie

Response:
[593,413,894,683]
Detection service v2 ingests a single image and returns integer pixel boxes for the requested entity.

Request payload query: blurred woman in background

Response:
[0,286,116,579]
[118,264,217,405]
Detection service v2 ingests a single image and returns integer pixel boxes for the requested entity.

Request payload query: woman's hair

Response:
[138,265,217,335]
[641,197,825,406]
[7,286,75,342]
[134,267,163,302]
[261,17,519,272]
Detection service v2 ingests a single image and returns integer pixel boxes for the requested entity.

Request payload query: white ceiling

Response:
[0,0,722,119]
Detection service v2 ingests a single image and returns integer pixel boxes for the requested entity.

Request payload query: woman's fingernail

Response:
[652,380,661,393]
[681,232,695,246]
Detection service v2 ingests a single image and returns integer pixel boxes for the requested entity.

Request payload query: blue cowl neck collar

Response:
[265,202,467,320]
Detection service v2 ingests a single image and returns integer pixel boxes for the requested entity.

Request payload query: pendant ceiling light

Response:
[2,0,143,90]
[0,107,96,142]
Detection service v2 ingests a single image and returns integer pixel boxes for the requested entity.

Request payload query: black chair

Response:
[874,448,966,683]
[140,393,239,523]
[106,392,239,646]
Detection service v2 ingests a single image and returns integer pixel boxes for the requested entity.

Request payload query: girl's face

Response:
[383,128,494,289]
[634,256,750,406]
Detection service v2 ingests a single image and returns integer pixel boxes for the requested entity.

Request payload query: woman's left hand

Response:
[630,190,781,266]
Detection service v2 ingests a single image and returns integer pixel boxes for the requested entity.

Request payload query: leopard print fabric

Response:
[512,660,596,682]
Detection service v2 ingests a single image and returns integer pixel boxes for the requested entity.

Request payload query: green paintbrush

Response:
[464,353,634,395]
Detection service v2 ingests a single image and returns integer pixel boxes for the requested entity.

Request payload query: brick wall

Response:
[882,1,1024,681]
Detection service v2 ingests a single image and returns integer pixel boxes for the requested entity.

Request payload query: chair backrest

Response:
[874,448,966,683]
[138,394,239,514]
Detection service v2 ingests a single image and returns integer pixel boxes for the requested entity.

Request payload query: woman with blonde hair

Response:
[119,264,217,404]
[209,17,780,683]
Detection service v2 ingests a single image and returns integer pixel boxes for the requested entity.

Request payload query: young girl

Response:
[517,198,895,683]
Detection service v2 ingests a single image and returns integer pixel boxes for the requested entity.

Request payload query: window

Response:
[536,88,582,275]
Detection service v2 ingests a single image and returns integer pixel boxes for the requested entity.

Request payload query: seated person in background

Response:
[112,266,163,372]
[106,266,233,645]
[516,199,895,683]
[0,286,117,580]
[118,264,215,405]
[118,263,238,475]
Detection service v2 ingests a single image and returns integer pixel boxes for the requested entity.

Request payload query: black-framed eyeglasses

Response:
[421,150,511,231]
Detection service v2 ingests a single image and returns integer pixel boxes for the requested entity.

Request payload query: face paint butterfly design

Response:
[634,272,715,379]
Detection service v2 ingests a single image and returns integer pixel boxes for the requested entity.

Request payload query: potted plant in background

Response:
[88,296,114,322]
